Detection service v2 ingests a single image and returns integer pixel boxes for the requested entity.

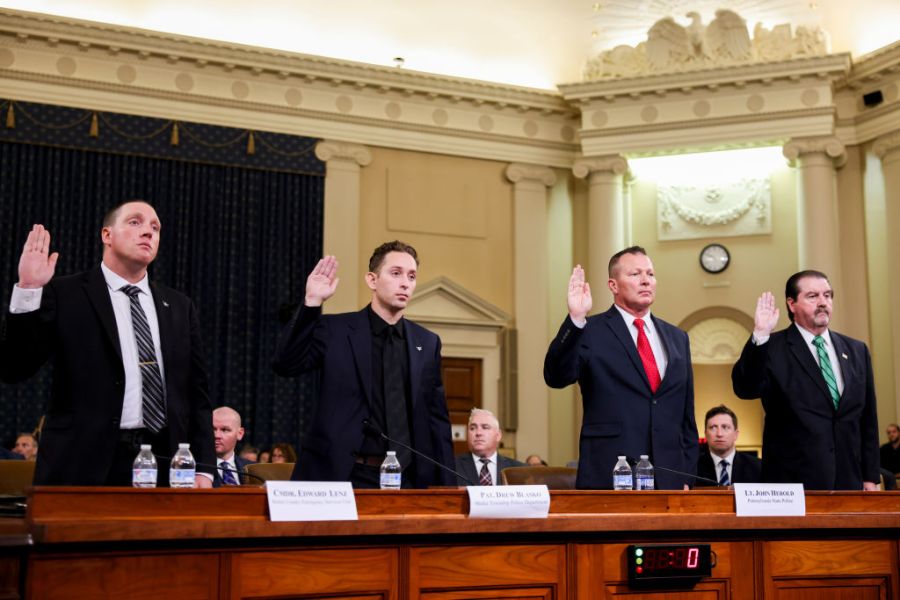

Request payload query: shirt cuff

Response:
[9,284,43,314]
[752,333,770,346]
[570,316,586,329]
[197,471,214,482]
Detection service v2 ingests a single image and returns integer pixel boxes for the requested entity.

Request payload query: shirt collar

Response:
[613,304,654,330]
[367,304,405,339]
[710,450,736,467]
[101,262,151,295]
[472,452,497,464]
[794,323,832,348]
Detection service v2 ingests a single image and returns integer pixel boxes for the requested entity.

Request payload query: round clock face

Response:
[700,244,730,274]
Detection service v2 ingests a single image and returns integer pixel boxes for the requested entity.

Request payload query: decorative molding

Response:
[405,277,511,329]
[315,140,372,166]
[572,155,628,179]
[505,163,557,187]
[657,178,771,240]
[783,135,846,167]
[873,130,900,159]
[685,316,752,365]
[583,9,827,81]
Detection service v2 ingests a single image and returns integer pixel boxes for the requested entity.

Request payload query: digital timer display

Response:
[627,544,712,582]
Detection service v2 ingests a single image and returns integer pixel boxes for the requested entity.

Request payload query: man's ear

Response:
[365,271,377,291]
[100,226,111,246]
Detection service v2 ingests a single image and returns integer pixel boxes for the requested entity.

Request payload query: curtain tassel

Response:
[89,112,99,138]
[246,131,255,155]
[5,102,14,129]
[170,122,179,146]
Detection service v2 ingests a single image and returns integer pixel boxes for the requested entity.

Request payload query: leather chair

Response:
[0,460,36,495]
[500,466,577,490]
[243,462,295,485]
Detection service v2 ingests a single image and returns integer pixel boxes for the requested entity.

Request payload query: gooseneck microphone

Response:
[624,455,722,488]
[153,454,268,484]
[361,419,476,486]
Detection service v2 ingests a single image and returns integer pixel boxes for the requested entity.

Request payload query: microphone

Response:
[153,454,268,484]
[624,455,723,488]
[362,419,476,486]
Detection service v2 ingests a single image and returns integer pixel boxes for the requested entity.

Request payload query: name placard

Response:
[265,481,358,521]
[734,483,805,516]
[467,485,550,519]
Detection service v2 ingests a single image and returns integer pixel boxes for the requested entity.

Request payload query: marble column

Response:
[783,136,846,328]
[572,155,629,290]
[314,140,372,314]
[505,163,556,459]
[873,131,900,413]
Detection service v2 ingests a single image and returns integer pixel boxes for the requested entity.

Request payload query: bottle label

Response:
[169,468,196,487]
[380,472,401,489]
[613,474,632,489]
[132,468,157,486]
[636,476,655,490]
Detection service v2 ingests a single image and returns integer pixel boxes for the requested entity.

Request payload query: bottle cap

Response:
[617,455,625,459]
[386,451,396,456]
[178,443,190,449]
[140,444,152,450]
[640,454,649,459]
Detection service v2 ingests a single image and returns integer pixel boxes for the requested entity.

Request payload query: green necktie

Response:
[812,336,840,410]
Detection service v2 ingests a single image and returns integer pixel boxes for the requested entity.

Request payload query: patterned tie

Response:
[220,461,238,485]
[634,319,661,393]
[120,285,167,433]
[719,460,730,486]
[479,458,492,486]
[812,336,840,410]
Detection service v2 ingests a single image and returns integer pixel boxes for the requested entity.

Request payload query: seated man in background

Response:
[525,454,548,467]
[238,444,259,463]
[13,433,38,461]
[455,408,523,486]
[880,424,900,474]
[213,407,254,486]
[697,404,761,486]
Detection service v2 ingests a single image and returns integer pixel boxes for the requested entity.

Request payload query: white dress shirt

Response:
[710,450,736,483]
[471,452,499,485]
[794,324,845,396]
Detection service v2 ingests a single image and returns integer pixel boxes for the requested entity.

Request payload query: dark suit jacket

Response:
[732,325,879,490]
[213,454,255,487]
[696,451,762,485]
[454,453,525,486]
[544,306,698,490]
[0,266,215,485]
[272,305,455,488]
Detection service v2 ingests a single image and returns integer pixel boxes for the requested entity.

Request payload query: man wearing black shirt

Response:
[881,424,900,475]
[273,241,455,488]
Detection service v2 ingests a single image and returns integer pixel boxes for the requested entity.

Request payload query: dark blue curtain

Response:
[0,101,323,453]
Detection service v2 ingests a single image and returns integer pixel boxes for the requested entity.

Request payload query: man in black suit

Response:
[213,406,254,486]
[879,424,900,474]
[273,241,455,489]
[455,408,524,486]
[732,270,879,490]
[544,246,698,490]
[0,201,215,487]
[697,404,761,485]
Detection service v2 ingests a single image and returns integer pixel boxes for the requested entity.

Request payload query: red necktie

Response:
[634,318,661,393]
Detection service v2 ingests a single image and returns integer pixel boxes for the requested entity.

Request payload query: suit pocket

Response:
[582,422,622,437]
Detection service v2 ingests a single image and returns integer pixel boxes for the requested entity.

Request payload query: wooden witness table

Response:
[2,487,900,599]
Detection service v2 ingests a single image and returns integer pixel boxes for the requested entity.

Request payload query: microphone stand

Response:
[154,454,268,485]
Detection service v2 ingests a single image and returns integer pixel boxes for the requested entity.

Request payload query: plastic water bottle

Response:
[635,454,655,490]
[132,444,158,488]
[613,455,633,490]
[169,443,196,488]
[379,451,402,490]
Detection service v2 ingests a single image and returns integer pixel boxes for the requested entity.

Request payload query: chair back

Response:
[500,466,577,490]
[244,462,295,485]
[0,460,36,495]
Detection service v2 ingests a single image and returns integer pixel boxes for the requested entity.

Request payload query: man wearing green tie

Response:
[732,270,879,490]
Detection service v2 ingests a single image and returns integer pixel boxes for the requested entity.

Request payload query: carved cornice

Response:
[783,136,846,167]
[504,163,556,187]
[572,155,628,179]
[837,39,900,91]
[873,131,900,159]
[315,140,372,166]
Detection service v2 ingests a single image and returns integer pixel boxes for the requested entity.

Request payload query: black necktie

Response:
[384,325,411,468]
[719,460,731,486]
[120,285,166,433]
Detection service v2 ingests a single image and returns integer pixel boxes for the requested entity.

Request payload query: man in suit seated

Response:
[13,433,38,461]
[879,424,900,474]
[455,408,524,486]
[697,404,760,486]
[213,407,254,486]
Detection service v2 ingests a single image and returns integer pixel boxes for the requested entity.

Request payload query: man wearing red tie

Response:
[544,246,698,490]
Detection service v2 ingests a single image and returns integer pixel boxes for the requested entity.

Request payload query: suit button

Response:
[652,400,658,405]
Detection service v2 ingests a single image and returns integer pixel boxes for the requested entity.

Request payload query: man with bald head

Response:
[213,407,254,486]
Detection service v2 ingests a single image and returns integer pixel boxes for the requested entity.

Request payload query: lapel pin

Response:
[416,346,422,351]
[841,353,848,359]
[162,301,169,307]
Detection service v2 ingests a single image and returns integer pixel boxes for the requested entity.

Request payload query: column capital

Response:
[783,136,846,168]
[315,140,372,166]
[505,163,556,187]
[572,155,628,179]
[873,130,900,160]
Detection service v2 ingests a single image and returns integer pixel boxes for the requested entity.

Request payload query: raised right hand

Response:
[567,265,592,324]
[753,291,779,339]
[18,225,58,289]
[304,255,339,307]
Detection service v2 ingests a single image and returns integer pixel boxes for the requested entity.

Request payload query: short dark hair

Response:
[608,246,648,277]
[784,270,830,322]
[102,200,154,227]
[704,404,738,430]
[368,240,419,273]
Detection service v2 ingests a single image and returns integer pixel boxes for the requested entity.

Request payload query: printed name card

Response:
[265,481,358,521]
[734,483,806,517]
[467,485,550,519]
